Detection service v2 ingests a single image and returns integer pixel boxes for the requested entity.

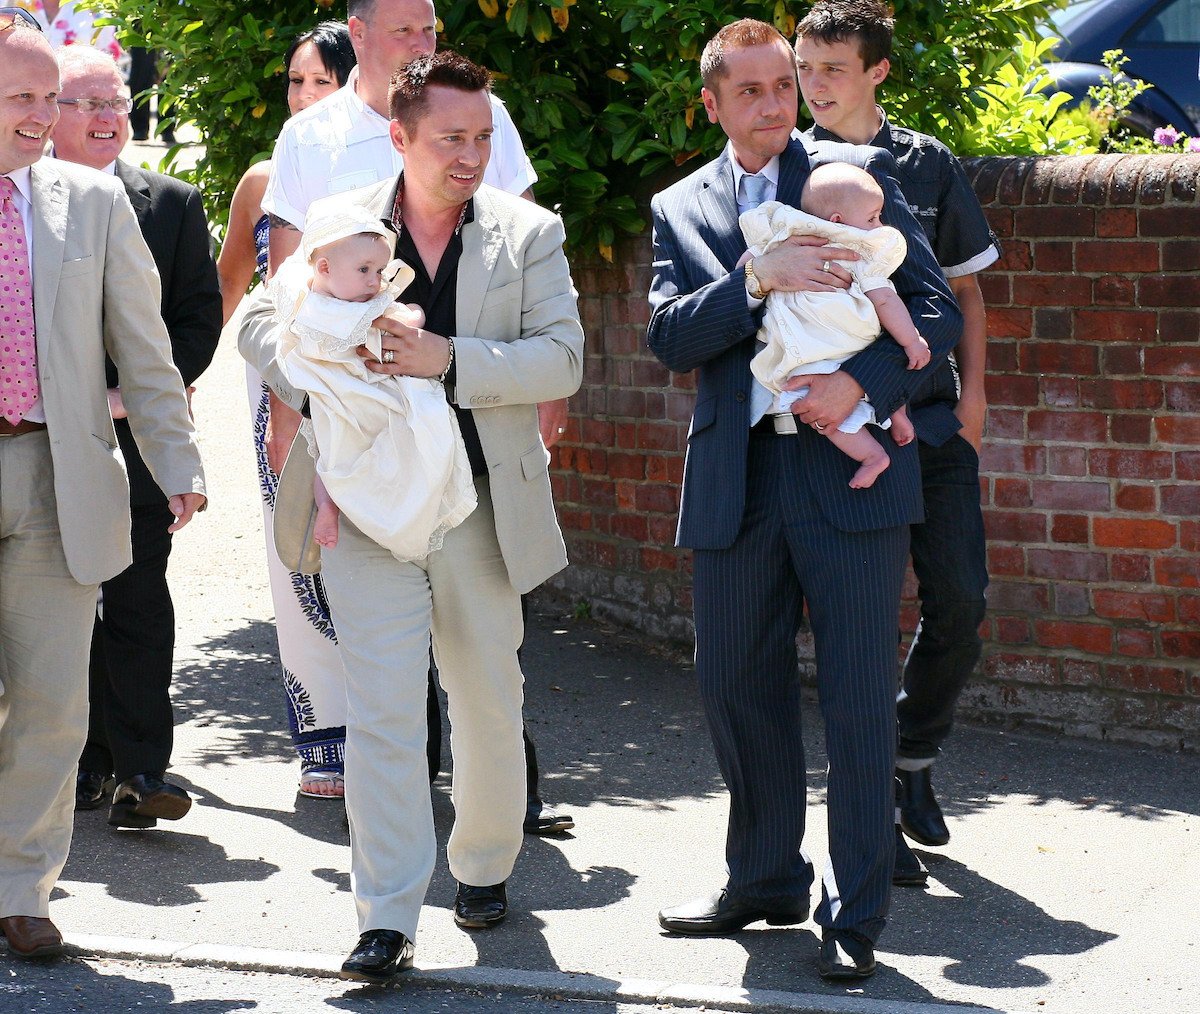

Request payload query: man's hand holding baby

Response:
[749,236,858,293]
[362,303,452,378]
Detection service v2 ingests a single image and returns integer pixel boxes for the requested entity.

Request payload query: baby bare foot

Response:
[850,451,890,489]
[313,506,340,549]
[890,413,916,446]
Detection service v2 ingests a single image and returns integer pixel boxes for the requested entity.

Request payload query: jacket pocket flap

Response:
[688,394,717,439]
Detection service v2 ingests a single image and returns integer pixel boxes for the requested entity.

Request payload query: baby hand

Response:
[394,302,426,328]
[906,335,931,370]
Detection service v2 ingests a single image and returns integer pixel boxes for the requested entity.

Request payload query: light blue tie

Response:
[739,173,775,425]
[739,172,770,209]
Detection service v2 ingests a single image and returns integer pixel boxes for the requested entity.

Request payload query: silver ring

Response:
[814,423,825,432]
[821,260,831,273]
[557,427,565,434]
[381,349,395,365]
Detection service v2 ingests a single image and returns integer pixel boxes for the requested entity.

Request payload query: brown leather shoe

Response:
[0,916,64,959]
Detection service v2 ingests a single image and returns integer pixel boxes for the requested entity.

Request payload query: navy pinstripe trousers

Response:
[692,428,908,942]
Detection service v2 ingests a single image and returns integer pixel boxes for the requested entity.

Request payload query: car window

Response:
[1130,0,1200,44]
[1051,0,1103,33]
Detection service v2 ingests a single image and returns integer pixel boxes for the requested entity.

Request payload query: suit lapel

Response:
[456,189,503,336]
[697,151,745,272]
[29,160,67,347]
[776,138,810,210]
[115,160,151,224]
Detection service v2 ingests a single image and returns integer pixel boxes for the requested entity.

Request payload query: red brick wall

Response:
[548,154,1200,749]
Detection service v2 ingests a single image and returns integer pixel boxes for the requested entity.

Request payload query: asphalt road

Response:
[2,955,740,1014]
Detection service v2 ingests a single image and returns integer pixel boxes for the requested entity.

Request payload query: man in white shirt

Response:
[264,0,535,263]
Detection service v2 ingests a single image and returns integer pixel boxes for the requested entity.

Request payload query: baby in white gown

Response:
[272,203,476,560]
[742,163,932,488]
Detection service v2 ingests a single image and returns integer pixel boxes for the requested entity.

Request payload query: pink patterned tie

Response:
[0,175,38,425]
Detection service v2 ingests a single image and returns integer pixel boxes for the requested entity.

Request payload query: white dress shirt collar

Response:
[728,147,780,202]
[344,66,391,127]
[3,164,33,205]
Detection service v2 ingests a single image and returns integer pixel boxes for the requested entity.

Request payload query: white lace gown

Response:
[273,279,477,562]
[741,202,908,434]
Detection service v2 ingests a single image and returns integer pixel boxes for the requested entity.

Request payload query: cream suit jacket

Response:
[28,158,205,585]
[239,180,584,594]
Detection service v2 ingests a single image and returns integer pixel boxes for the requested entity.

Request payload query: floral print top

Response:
[16,1,124,66]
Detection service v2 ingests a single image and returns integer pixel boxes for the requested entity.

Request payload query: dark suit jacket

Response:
[647,138,963,549]
[110,161,221,505]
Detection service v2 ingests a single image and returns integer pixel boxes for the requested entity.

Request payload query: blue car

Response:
[1046,0,1200,136]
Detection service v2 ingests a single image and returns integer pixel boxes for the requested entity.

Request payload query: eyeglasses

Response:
[0,7,42,31]
[57,97,135,114]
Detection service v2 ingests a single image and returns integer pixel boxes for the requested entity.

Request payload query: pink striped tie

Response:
[0,175,38,425]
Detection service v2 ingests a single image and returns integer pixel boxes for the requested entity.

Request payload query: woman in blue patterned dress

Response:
[217,22,356,797]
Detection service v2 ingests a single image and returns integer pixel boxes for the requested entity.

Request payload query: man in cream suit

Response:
[0,20,206,961]
[239,51,582,984]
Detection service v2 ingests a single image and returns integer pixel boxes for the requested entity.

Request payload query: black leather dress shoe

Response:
[523,798,575,836]
[454,882,508,928]
[818,930,876,980]
[658,889,809,936]
[339,929,414,984]
[75,771,111,811]
[898,767,950,846]
[108,774,192,829]
[893,826,929,887]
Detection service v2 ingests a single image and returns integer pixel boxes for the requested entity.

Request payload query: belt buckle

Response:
[771,413,798,435]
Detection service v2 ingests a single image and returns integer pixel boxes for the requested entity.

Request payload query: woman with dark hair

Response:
[217,20,356,799]
[219,22,354,319]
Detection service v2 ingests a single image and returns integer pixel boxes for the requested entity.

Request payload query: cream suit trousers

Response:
[0,431,99,917]
[319,477,526,938]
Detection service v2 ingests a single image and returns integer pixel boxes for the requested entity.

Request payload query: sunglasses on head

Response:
[0,7,42,32]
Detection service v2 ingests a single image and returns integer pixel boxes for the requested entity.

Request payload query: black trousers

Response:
[898,435,989,761]
[80,500,177,782]
[127,47,173,141]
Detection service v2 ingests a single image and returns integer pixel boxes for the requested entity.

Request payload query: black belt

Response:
[0,419,46,437]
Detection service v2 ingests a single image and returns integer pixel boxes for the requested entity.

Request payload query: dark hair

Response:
[795,0,893,70]
[285,20,357,88]
[699,19,790,90]
[388,50,491,127]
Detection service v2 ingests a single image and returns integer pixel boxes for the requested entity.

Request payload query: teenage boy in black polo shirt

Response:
[795,0,1000,886]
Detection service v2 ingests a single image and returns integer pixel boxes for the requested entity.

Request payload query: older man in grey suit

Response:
[240,51,582,984]
[0,18,206,961]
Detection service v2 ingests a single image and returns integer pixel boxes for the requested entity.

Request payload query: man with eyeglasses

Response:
[50,44,221,831]
[0,17,205,960]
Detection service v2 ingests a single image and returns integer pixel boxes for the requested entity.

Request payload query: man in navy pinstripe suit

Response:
[646,19,962,980]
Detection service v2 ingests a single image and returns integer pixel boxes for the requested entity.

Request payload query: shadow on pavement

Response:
[0,954,259,1013]
[172,618,297,769]
[888,855,1117,988]
[60,826,279,907]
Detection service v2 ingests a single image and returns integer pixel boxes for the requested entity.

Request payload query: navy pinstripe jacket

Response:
[647,138,963,550]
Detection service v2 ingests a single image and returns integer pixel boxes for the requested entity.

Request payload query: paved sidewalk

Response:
[7,167,1198,1014]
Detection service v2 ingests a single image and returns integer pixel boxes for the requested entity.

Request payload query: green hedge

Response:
[93,0,1071,255]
